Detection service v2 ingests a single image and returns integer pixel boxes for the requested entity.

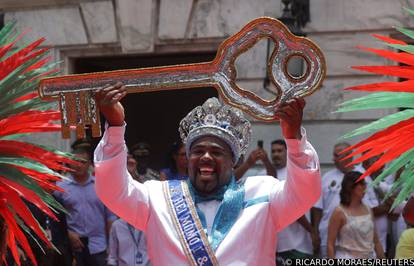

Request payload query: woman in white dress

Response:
[327,171,385,259]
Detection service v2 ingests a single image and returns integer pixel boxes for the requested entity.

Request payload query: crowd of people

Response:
[11,134,414,266]
[240,140,414,262]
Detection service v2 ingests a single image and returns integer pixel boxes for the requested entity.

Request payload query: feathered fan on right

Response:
[337,8,414,209]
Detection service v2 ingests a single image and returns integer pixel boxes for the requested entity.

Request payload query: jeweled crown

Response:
[179,98,251,163]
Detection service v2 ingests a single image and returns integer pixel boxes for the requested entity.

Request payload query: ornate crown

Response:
[179,98,251,163]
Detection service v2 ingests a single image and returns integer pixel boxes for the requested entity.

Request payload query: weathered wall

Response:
[3,0,413,172]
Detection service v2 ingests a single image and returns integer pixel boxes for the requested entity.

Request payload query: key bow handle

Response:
[214,17,326,121]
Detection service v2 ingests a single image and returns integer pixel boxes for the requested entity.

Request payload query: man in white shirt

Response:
[108,219,151,266]
[271,140,317,263]
[235,139,317,262]
[93,82,321,265]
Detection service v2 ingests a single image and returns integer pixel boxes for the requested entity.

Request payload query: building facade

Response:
[2,0,413,172]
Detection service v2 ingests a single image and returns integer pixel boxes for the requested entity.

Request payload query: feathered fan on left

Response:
[0,22,79,266]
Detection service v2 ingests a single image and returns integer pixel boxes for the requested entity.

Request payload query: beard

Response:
[192,171,219,196]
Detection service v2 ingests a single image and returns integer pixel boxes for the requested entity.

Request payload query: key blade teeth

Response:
[85,91,93,125]
[59,93,71,138]
[59,93,68,125]
[61,125,71,139]
[76,125,86,139]
[57,91,102,138]
[75,91,88,139]
[91,122,101,138]
[85,91,102,137]
[90,98,102,137]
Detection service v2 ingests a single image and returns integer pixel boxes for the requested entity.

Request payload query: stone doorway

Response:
[72,52,217,170]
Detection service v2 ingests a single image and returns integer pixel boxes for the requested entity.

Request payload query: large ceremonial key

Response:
[39,17,326,139]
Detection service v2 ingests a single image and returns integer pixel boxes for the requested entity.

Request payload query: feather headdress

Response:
[0,22,78,266]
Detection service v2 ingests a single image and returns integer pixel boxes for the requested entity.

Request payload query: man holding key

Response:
[94,82,321,265]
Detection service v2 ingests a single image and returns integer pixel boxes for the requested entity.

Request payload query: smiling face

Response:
[188,136,233,196]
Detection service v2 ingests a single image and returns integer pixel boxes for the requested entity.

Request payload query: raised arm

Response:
[94,83,150,231]
[234,148,276,179]
[269,98,321,230]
